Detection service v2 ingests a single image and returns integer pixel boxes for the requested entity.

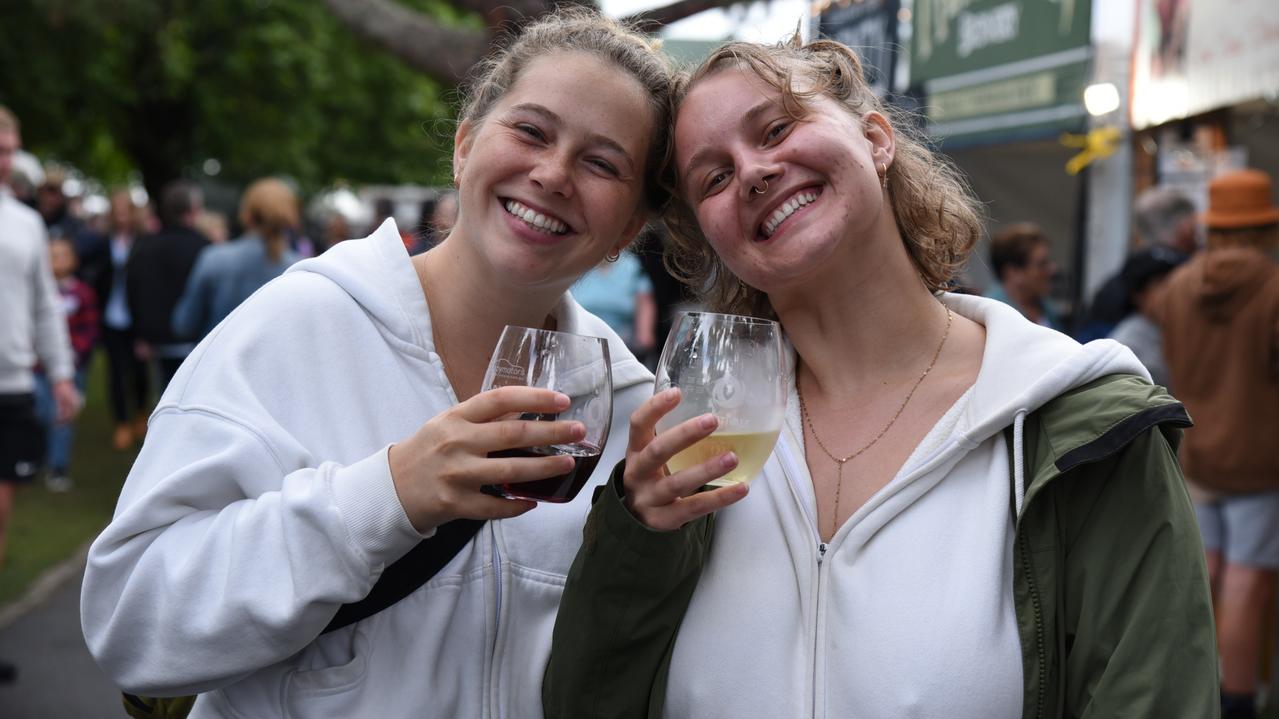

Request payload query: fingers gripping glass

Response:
[481,326,613,503]
[655,312,786,487]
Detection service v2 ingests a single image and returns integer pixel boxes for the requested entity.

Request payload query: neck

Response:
[771,227,948,398]
[416,230,565,400]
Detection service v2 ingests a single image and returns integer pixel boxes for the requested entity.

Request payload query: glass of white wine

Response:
[655,311,785,487]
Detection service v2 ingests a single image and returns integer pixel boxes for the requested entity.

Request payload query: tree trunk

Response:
[323,0,749,87]
[321,0,492,86]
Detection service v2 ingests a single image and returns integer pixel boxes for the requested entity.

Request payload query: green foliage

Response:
[0,0,466,194]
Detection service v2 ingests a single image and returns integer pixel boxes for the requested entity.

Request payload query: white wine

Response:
[665,430,781,486]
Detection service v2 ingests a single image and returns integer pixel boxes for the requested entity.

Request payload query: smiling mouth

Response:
[759,188,822,239]
[504,199,570,235]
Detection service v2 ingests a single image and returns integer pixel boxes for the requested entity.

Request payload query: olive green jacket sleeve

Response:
[1016,389,1219,718]
[543,462,713,719]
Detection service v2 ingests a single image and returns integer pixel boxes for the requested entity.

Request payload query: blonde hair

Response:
[663,38,983,317]
[238,178,299,261]
[457,7,674,214]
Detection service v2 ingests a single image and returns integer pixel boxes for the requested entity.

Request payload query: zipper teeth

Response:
[1019,530,1047,719]
[813,543,827,719]
[490,525,502,716]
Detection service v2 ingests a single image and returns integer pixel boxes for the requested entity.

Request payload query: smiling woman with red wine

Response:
[79,10,712,718]
[546,36,1218,719]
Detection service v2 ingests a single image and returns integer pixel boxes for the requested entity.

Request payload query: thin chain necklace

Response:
[796,306,953,540]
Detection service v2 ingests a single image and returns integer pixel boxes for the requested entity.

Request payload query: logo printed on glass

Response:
[710,375,744,410]
[494,358,526,381]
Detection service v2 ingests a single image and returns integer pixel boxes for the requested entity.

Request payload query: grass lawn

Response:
[0,354,141,606]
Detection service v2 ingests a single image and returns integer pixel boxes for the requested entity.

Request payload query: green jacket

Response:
[544,375,1218,718]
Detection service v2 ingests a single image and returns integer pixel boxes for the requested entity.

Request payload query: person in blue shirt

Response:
[571,249,656,357]
[172,178,300,340]
[986,222,1061,330]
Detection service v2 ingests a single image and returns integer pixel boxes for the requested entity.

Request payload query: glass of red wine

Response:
[481,325,612,503]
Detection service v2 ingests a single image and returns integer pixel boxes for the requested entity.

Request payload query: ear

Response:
[452,119,476,184]
[862,111,896,169]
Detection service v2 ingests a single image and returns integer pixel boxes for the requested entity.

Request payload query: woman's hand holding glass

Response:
[622,312,786,530]
[389,386,585,533]
[621,387,747,531]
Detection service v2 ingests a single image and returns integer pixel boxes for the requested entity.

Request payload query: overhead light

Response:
[1084,82,1121,117]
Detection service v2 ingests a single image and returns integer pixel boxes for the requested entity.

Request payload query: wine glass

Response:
[481,326,613,503]
[655,311,786,487]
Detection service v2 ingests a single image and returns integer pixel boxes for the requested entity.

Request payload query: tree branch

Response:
[622,0,747,33]
[321,0,491,86]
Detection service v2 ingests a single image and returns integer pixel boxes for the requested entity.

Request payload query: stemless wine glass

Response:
[655,311,786,487]
[481,325,613,503]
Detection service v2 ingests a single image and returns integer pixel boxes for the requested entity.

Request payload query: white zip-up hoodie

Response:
[81,220,654,718]
[661,293,1150,719]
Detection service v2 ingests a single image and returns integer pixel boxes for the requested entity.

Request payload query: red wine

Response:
[484,442,602,503]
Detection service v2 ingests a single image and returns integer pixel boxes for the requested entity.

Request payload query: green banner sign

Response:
[910,0,1093,140]
[912,0,1091,81]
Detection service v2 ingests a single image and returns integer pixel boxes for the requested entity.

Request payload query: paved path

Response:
[0,568,122,717]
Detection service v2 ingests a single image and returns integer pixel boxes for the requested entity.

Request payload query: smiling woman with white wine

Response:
[545,35,1218,719]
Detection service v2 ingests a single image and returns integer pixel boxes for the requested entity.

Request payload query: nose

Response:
[529,149,574,198]
[740,157,781,199]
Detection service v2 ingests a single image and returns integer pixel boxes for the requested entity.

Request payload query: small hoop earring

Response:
[605,250,621,263]
[751,179,769,195]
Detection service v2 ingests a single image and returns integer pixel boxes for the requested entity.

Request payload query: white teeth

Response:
[504,200,569,234]
[762,191,819,237]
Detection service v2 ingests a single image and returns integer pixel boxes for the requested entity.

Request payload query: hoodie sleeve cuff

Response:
[329,445,435,570]
[590,460,714,561]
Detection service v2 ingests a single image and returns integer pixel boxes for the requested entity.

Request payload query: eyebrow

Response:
[680,99,778,181]
[508,103,636,169]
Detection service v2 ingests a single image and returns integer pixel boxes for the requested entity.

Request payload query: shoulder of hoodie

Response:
[0,193,44,234]
[1029,374,1190,474]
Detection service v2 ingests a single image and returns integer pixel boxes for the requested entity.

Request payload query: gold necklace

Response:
[796,306,953,539]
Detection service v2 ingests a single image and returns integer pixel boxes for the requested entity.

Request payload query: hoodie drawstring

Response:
[1013,410,1028,517]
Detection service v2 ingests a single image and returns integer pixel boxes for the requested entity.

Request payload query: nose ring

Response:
[751,179,768,195]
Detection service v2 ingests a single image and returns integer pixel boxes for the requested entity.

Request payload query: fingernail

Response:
[554,393,571,409]
[570,422,586,439]
[664,388,681,403]
[722,452,738,468]
[699,414,718,430]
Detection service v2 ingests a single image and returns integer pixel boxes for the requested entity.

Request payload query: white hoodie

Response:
[661,293,1149,719]
[81,221,654,718]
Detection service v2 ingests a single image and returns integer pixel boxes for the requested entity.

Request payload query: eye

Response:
[703,170,731,197]
[765,120,790,143]
[516,122,546,141]
[586,157,620,177]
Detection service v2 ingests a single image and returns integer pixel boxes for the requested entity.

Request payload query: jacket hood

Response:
[285,219,652,391]
[1194,247,1274,321]
[942,293,1150,446]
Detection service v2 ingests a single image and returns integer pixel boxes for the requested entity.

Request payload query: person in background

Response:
[634,223,688,357]
[1148,168,1279,719]
[81,188,151,450]
[1083,187,1197,341]
[431,189,458,239]
[571,248,657,359]
[1107,246,1186,389]
[0,105,81,683]
[194,208,229,245]
[34,237,99,491]
[36,166,87,251]
[173,178,301,340]
[986,222,1061,330]
[125,181,210,391]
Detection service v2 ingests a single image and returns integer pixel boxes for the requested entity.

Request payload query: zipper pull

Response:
[817,543,827,565]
